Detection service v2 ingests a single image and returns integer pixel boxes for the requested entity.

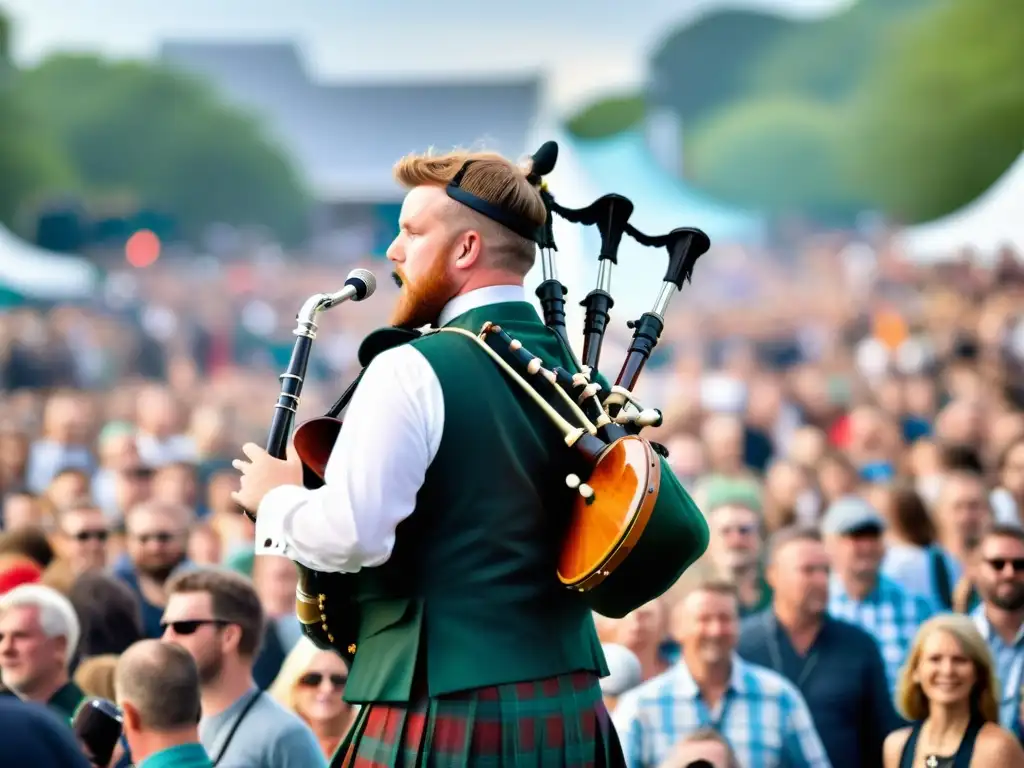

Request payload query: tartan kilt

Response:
[331,671,626,768]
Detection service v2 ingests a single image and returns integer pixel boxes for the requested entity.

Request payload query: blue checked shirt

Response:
[612,654,831,768]
[828,574,934,691]
[971,606,1024,731]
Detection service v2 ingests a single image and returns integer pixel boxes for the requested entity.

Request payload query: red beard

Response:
[389,248,458,329]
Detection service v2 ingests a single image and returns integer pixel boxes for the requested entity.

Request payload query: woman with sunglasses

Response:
[268,637,354,759]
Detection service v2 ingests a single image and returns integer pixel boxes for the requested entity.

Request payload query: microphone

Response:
[322,268,376,309]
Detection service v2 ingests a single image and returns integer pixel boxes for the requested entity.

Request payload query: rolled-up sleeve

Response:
[254,343,444,573]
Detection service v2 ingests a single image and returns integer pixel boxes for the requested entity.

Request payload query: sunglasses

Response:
[160,619,230,635]
[298,672,347,689]
[72,529,108,542]
[985,558,1024,573]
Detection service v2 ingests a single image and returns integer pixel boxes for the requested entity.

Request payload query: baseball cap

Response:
[822,495,885,536]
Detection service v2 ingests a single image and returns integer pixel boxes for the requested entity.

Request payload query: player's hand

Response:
[231,441,303,516]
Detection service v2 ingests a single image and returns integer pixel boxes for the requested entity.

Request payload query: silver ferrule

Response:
[540,249,557,282]
[652,281,677,318]
[597,260,613,293]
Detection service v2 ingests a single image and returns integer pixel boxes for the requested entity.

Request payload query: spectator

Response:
[69,571,144,659]
[115,639,212,767]
[114,499,192,638]
[52,498,109,576]
[268,636,355,760]
[656,727,740,768]
[599,600,671,683]
[0,696,92,768]
[879,483,960,610]
[969,524,1024,731]
[933,470,993,575]
[0,583,85,722]
[74,653,118,701]
[161,567,326,767]
[823,495,934,689]
[738,525,901,767]
[995,437,1024,524]
[596,643,642,712]
[613,580,829,768]
[883,614,1024,766]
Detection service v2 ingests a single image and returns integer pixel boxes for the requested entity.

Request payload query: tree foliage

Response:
[845,0,1024,222]
[564,94,645,140]
[11,54,312,243]
[685,96,861,221]
[648,10,792,124]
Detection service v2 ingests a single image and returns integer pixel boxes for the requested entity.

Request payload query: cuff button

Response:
[264,539,273,547]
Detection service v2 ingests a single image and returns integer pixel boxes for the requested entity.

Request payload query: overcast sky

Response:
[2,0,846,82]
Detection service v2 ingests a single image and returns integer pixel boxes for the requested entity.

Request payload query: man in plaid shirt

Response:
[823,496,934,690]
[612,581,830,768]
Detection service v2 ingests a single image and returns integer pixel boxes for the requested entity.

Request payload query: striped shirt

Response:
[612,654,831,768]
[828,574,934,690]
[971,606,1024,730]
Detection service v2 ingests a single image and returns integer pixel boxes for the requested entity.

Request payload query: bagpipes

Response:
[248,141,711,665]
[449,141,712,617]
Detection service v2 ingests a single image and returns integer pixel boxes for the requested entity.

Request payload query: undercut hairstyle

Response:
[393,148,546,275]
[115,640,201,731]
[765,525,823,566]
[165,567,264,658]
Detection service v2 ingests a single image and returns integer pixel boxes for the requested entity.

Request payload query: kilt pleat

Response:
[331,671,625,768]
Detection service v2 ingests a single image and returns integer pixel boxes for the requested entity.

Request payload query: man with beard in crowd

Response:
[114,500,194,638]
[738,525,901,767]
[971,524,1024,732]
[161,567,324,768]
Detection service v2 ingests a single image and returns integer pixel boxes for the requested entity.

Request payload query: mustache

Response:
[391,271,404,288]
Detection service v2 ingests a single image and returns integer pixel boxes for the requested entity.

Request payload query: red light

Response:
[126,229,161,268]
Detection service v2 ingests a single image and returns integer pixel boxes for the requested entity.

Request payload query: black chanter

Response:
[244,268,376,666]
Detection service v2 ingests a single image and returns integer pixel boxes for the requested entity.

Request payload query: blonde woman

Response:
[883,614,1024,767]
[269,636,355,759]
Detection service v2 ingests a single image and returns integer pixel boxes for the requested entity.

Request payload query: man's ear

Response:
[453,230,482,270]
[122,700,141,732]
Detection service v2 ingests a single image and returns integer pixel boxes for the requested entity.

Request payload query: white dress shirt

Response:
[254,284,529,573]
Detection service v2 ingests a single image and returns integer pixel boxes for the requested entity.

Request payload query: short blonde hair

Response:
[268,636,349,713]
[896,614,1000,723]
[393,149,546,275]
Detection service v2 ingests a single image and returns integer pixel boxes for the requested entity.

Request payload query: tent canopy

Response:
[0,225,99,304]
[897,151,1024,262]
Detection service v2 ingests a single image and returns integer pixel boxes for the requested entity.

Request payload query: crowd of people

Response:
[0,235,1022,767]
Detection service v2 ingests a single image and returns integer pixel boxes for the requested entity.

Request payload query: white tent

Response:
[897,151,1024,262]
[0,224,99,302]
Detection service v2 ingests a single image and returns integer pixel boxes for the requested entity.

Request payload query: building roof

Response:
[158,41,543,202]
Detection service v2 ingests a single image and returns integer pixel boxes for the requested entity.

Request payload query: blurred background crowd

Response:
[0,0,1022,767]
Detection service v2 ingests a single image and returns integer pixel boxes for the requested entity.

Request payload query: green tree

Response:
[745,0,931,104]
[14,54,311,242]
[0,13,79,229]
[565,94,645,140]
[685,96,862,221]
[847,0,1024,222]
[649,9,793,124]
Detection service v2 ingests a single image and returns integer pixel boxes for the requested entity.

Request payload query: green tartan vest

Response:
[343,300,608,703]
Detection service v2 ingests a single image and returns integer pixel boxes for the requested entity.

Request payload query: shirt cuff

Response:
[254,484,307,557]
